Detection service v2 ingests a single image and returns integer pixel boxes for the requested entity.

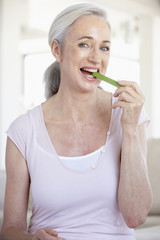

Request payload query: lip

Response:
[79,66,100,82]
[80,73,97,82]
[81,66,100,72]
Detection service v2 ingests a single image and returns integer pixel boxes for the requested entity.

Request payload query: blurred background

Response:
[0,0,160,170]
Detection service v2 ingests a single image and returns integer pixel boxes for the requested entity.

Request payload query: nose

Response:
[88,46,101,64]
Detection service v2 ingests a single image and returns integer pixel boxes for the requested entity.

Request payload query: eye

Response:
[101,46,110,52]
[79,43,88,48]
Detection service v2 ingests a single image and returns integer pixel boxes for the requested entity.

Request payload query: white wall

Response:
[0,0,28,169]
[138,15,160,138]
[0,0,3,153]
[139,16,154,137]
[152,16,160,138]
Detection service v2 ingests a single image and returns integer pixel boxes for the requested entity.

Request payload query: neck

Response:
[52,86,100,123]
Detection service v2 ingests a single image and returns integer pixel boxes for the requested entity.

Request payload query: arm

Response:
[113,81,152,228]
[118,123,152,228]
[0,138,63,240]
[0,137,33,240]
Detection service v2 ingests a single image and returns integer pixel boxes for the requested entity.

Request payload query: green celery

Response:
[93,72,121,88]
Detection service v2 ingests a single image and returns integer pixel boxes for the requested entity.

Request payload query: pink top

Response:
[6,96,149,240]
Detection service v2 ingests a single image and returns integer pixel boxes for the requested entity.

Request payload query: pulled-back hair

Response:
[44,3,110,99]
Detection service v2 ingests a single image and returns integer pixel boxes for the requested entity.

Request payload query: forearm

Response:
[0,226,33,240]
[118,127,152,228]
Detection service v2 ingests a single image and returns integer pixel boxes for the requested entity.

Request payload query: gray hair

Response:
[44,3,110,99]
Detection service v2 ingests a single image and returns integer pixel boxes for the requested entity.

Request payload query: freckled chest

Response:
[45,98,111,157]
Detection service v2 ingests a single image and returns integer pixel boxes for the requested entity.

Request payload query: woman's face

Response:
[58,15,111,92]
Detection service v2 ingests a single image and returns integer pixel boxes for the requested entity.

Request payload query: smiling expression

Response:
[55,15,111,92]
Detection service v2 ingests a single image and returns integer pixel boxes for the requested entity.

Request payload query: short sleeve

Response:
[138,107,150,127]
[6,113,28,159]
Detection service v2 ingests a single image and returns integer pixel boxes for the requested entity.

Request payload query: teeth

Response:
[85,74,94,78]
[82,68,98,73]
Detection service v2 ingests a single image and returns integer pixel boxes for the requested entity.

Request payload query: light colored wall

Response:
[0,0,160,169]
[151,16,160,138]
[139,16,154,137]
[0,0,2,155]
[139,15,160,138]
[0,0,28,169]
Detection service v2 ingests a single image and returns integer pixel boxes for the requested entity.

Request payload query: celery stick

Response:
[93,72,121,88]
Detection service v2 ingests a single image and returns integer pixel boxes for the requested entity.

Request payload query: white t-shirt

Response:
[6,96,149,240]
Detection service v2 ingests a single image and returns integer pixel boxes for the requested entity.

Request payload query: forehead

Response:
[65,15,110,42]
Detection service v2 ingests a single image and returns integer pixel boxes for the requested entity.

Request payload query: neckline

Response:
[59,145,104,160]
[39,94,114,173]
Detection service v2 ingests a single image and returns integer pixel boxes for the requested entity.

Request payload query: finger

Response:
[112,100,134,111]
[45,230,65,240]
[34,229,62,240]
[118,92,135,103]
[118,80,142,95]
[114,86,138,99]
[45,229,58,237]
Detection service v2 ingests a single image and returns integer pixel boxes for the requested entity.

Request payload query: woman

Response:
[0,3,152,240]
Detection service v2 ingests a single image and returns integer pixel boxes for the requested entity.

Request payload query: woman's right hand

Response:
[32,229,65,240]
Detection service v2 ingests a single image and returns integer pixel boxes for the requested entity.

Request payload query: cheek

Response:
[63,48,83,62]
[65,49,89,68]
[102,54,110,67]
[72,48,89,60]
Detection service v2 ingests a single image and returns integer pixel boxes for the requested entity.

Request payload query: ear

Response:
[51,40,62,62]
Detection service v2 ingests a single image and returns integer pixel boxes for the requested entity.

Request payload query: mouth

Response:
[80,67,99,79]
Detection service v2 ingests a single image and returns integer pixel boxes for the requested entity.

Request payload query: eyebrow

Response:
[78,36,111,44]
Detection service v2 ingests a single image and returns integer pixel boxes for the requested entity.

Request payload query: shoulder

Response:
[97,88,112,109]
[98,89,121,114]
[6,105,41,159]
[97,88,119,106]
[7,112,29,136]
[6,105,41,144]
[7,105,41,133]
[138,107,150,126]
